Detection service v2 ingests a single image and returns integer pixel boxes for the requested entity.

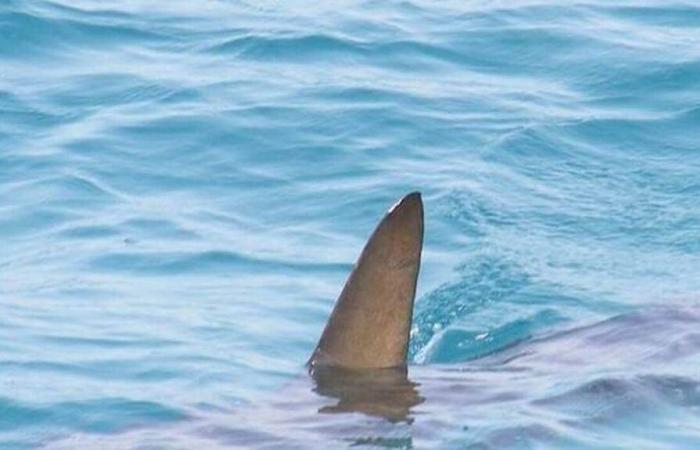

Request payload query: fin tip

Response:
[389,191,423,214]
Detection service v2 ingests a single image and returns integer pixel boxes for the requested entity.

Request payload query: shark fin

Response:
[309,192,424,369]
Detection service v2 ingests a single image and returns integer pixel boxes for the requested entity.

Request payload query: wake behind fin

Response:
[309,192,424,369]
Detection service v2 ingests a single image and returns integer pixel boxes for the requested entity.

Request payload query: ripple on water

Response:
[2,0,700,449]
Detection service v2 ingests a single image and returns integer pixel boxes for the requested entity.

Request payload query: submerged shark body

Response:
[45,193,700,449]
[48,303,700,450]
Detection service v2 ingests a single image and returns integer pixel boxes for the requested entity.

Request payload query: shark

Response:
[44,193,700,449]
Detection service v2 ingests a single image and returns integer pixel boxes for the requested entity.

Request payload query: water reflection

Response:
[309,365,424,423]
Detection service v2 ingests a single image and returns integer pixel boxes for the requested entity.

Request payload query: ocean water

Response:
[2,0,700,448]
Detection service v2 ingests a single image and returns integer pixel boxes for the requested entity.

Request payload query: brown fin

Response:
[309,192,423,369]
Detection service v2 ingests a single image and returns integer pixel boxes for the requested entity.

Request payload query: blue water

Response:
[2,0,700,448]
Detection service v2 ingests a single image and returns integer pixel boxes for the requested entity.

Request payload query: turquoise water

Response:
[2,0,700,448]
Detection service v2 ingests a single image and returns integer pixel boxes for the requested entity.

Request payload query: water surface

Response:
[2,0,700,448]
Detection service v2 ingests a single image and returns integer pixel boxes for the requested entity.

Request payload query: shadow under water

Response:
[309,365,424,423]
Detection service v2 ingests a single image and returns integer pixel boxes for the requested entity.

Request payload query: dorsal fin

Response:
[309,192,423,369]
